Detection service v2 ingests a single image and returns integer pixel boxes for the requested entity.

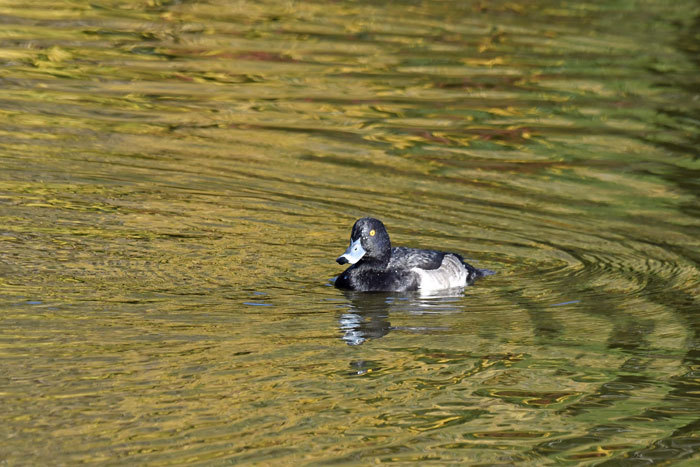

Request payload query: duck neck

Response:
[358,250,391,269]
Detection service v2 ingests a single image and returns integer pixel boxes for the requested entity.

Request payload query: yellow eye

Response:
[369,229,376,236]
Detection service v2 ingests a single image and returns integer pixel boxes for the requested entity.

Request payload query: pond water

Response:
[1,0,699,464]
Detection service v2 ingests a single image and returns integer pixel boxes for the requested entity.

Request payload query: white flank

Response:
[412,255,468,292]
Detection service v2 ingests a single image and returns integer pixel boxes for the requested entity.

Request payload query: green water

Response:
[1,0,699,464]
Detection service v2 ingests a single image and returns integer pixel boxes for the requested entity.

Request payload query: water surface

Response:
[1,0,699,464]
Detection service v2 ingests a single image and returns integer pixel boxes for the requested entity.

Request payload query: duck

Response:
[334,217,491,292]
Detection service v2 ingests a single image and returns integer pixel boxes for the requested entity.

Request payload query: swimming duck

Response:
[335,217,490,292]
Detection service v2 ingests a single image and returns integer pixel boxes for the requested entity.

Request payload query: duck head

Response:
[336,217,391,265]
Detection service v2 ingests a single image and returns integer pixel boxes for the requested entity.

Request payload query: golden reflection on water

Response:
[1,0,699,464]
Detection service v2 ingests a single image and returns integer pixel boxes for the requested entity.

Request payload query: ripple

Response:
[1,0,698,465]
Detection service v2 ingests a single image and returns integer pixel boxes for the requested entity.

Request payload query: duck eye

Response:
[369,229,376,237]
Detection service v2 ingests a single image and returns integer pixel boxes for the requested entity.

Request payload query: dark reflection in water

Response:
[337,290,466,346]
[339,292,392,346]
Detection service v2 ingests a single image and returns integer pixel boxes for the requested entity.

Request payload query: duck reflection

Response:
[337,288,466,346]
[338,292,391,346]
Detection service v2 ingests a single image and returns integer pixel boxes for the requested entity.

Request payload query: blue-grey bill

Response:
[336,237,366,265]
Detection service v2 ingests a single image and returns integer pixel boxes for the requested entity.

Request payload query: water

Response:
[1,0,698,464]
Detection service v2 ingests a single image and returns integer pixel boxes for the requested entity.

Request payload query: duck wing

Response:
[390,247,487,291]
[388,247,445,270]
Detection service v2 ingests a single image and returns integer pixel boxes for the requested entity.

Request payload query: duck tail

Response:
[461,258,495,282]
[476,267,496,278]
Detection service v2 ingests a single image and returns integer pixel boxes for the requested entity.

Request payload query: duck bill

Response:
[336,237,366,265]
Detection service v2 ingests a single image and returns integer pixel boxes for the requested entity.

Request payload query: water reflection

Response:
[337,289,466,346]
[338,293,391,346]
[1,0,698,464]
